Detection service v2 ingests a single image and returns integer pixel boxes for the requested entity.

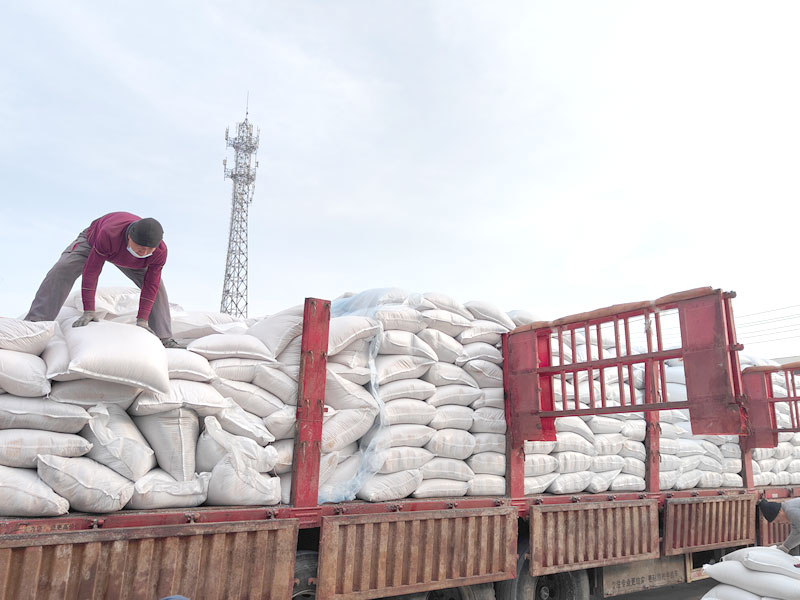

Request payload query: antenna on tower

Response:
[220,102,260,319]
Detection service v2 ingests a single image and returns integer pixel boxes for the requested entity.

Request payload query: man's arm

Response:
[137,264,163,321]
[80,247,107,312]
[781,501,800,551]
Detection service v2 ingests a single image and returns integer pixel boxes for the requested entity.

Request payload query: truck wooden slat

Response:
[662,495,756,555]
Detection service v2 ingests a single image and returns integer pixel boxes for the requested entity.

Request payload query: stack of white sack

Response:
[701,546,800,600]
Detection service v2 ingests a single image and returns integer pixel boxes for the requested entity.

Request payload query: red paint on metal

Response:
[291,298,331,508]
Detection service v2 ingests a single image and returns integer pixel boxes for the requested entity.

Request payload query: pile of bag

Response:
[702,546,800,600]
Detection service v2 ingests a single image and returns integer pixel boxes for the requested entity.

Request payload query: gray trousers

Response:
[25,230,173,338]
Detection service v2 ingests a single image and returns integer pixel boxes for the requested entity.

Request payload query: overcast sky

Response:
[1,1,799,359]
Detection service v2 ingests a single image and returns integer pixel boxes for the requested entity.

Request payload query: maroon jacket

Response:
[82,212,168,320]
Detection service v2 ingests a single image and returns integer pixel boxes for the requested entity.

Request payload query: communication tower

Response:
[220,105,260,318]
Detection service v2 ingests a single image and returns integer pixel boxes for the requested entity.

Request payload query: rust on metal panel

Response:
[662,495,756,556]
[529,500,659,576]
[0,519,298,600]
[317,508,516,600]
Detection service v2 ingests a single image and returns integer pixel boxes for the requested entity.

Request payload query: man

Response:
[758,497,800,552]
[26,211,179,348]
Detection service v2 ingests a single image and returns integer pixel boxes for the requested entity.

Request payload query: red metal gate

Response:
[662,494,756,555]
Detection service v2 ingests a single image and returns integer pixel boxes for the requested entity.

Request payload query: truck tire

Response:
[495,543,589,600]
[391,582,496,600]
[293,551,319,599]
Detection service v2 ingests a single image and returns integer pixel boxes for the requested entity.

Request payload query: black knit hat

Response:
[758,499,782,523]
[129,218,163,247]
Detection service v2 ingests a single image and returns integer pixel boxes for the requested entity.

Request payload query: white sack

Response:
[468,474,505,496]
[195,416,278,473]
[417,329,463,364]
[525,453,559,476]
[421,457,474,481]
[0,396,89,433]
[467,452,505,475]
[252,365,298,404]
[357,469,423,502]
[262,405,297,439]
[0,349,50,397]
[215,405,275,445]
[702,560,800,600]
[412,479,469,498]
[462,360,504,388]
[378,379,436,402]
[328,316,380,355]
[429,405,474,431]
[128,470,210,509]
[325,369,379,411]
[420,310,471,337]
[547,472,593,494]
[523,440,557,454]
[422,363,479,388]
[555,416,595,442]
[385,399,436,426]
[206,452,281,506]
[322,408,377,453]
[422,293,473,320]
[456,343,503,367]
[82,404,156,480]
[49,379,141,410]
[375,355,434,384]
[473,433,506,454]
[457,320,507,346]
[424,429,476,459]
[0,465,69,517]
[472,388,504,410]
[471,407,507,434]
[378,330,437,362]
[166,349,216,382]
[37,454,134,513]
[592,455,626,472]
[134,408,199,481]
[379,447,434,473]
[327,363,371,386]
[525,473,560,495]
[246,308,304,356]
[610,474,646,492]
[0,429,92,468]
[130,380,235,417]
[554,432,596,455]
[0,318,55,355]
[211,378,284,417]
[553,451,594,474]
[464,301,515,331]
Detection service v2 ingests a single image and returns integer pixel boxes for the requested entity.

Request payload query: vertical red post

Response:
[291,298,331,508]
[502,333,525,500]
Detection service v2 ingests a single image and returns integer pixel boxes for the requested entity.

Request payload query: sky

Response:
[1,1,799,360]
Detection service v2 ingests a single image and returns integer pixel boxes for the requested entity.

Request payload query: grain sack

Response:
[455,343,503,367]
[412,479,469,498]
[379,447,434,473]
[134,408,199,481]
[425,429,476,459]
[525,453,558,476]
[508,310,536,327]
[272,439,294,474]
[62,321,169,394]
[42,324,77,381]
[130,380,234,417]
[206,452,281,506]
[375,355,435,384]
[457,320,507,346]
[328,316,380,355]
[429,405,474,430]
[547,472,592,494]
[246,308,303,356]
[473,433,506,454]
[127,470,210,509]
[659,454,682,471]
[324,369,379,411]
[592,455,626,472]
[554,432,596,455]
[525,473,560,495]
[211,379,284,417]
[378,379,436,402]
[37,455,134,513]
[553,451,594,473]
[0,465,69,517]
[620,420,646,442]
[697,455,724,472]
[319,454,363,500]
[467,452,505,475]
[740,547,800,581]
[659,470,679,490]
[471,407,506,434]
[327,363,371,386]
[422,293,473,320]
[555,416,595,442]
[187,333,274,362]
[278,453,340,504]
[0,396,89,433]
[468,474,505,496]
[166,349,216,382]
[593,433,625,456]
[379,330,437,362]
[464,301,515,331]
[417,329,463,364]
[524,440,557,454]
[586,470,622,493]
[680,455,703,472]
[620,440,646,462]
[610,474,645,492]
[357,469,422,502]
[263,405,296,439]
[674,470,703,490]
[697,472,724,488]
[703,560,800,599]
[49,379,141,409]
[372,307,425,334]
[0,349,50,397]
[421,457,475,481]
[82,404,156,480]
[472,388,504,410]
[0,318,55,355]
[700,584,760,600]
[421,310,471,337]
[0,429,92,468]
[462,360,504,388]
[659,438,681,455]
[195,416,278,472]
[329,338,371,369]
[209,358,268,382]
[422,363,479,388]
[361,424,436,450]
[323,408,378,453]
[426,385,482,407]
[215,405,275,445]
[384,399,436,425]
[252,365,298,404]
[622,457,645,478]
[276,337,302,369]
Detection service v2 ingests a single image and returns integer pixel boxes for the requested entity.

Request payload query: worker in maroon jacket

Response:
[25,212,179,348]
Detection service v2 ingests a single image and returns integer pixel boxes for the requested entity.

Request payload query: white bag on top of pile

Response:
[165,349,216,382]
[357,469,423,502]
[206,452,281,506]
[42,323,79,382]
[375,355,435,385]
[327,363,371,386]
[0,318,55,355]
[82,404,156,480]
[134,408,199,481]
[196,416,278,472]
[0,465,69,517]
[468,474,505,496]
[0,396,89,433]
[0,349,50,397]
[322,408,377,453]
[429,405,474,430]
[462,360,504,388]
[378,379,436,402]
[422,363,479,388]
[378,330,437,362]
[64,286,141,318]
[425,429,476,460]
[328,316,380,356]
[62,320,170,395]
[378,447,433,473]
[263,405,297,439]
[374,307,427,333]
[548,471,593,494]
[457,320,507,346]
[507,310,536,327]
[211,378,283,417]
[187,333,274,362]
[385,399,436,426]
[49,379,141,409]
[473,433,505,454]
[473,388,504,409]
[252,364,298,404]
[130,380,235,417]
[420,310,471,338]
[412,478,469,498]
[467,451,505,475]
[464,301,515,331]
[127,469,210,509]
[421,457,475,481]
[0,429,92,468]
[417,329,463,364]
[729,547,800,581]
[471,407,506,434]
[170,310,247,340]
[456,343,503,367]
[427,385,483,407]
[704,559,800,600]
[246,306,304,357]
[423,293,473,320]
[37,454,134,513]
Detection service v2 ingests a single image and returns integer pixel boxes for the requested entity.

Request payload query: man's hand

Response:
[136,319,156,335]
[73,311,99,327]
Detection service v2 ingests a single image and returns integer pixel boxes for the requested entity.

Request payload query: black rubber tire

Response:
[293,551,319,599]
[391,582,496,600]
[495,542,590,600]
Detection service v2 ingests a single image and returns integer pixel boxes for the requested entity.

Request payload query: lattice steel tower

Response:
[220,107,260,318]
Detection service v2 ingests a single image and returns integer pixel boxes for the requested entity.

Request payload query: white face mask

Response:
[128,246,153,259]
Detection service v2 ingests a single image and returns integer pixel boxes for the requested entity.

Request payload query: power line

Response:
[738,305,800,318]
